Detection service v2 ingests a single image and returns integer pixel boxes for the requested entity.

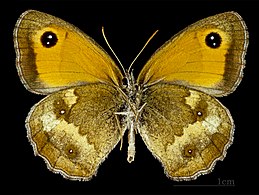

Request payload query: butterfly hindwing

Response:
[139,84,234,180]
[26,83,125,180]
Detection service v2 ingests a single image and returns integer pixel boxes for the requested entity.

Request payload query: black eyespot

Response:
[64,144,79,159]
[41,31,58,48]
[192,99,208,122]
[53,99,70,121]
[197,111,202,116]
[183,145,196,158]
[205,32,222,48]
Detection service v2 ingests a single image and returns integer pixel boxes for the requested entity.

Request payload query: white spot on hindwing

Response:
[64,89,78,107]
[185,90,222,134]
[185,91,200,109]
[40,89,78,132]
[201,114,221,134]
[41,111,61,132]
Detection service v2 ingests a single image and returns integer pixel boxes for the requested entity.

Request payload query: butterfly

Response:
[14,10,248,181]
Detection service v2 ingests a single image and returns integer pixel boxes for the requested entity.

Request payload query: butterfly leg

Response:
[114,114,124,150]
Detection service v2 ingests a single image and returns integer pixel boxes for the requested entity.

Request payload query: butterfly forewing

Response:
[137,12,248,97]
[14,10,123,95]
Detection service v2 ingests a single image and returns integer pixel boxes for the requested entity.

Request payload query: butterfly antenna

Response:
[102,26,126,76]
[128,29,159,73]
